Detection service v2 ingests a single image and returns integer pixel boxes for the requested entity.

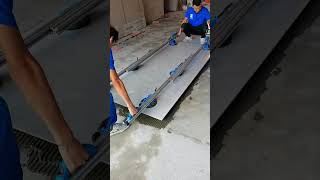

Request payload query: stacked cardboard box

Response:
[142,0,164,24]
[111,0,165,38]
[110,0,146,38]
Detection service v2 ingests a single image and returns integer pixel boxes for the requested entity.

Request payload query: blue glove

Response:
[55,144,97,180]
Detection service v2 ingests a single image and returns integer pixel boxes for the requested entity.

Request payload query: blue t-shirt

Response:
[109,49,117,126]
[185,6,210,27]
[0,97,23,180]
[0,0,17,27]
[0,1,21,179]
[110,48,116,71]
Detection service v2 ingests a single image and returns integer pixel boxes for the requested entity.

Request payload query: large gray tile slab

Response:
[214,11,320,180]
[212,0,311,126]
[13,0,65,34]
[111,38,210,120]
[0,3,108,143]
[213,0,236,15]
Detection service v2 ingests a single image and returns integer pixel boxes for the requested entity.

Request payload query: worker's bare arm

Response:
[0,25,88,173]
[110,69,137,115]
[0,25,73,145]
[178,18,189,36]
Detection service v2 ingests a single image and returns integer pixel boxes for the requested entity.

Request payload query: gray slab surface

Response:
[0,4,108,143]
[213,0,236,15]
[214,8,320,179]
[13,0,65,34]
[212,0,311,126]
[111,39,210,120]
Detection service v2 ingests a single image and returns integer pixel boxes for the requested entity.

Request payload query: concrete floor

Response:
[110,12,210,180]
[111,12,183,70]
[213,1,320,179]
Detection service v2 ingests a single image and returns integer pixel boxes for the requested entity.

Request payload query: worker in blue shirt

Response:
[108,26,137,131]
[178,0,211,44]
[0,0,89,179]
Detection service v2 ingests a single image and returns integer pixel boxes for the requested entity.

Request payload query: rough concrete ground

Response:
[213,1,320,179]
[111,12,210,180]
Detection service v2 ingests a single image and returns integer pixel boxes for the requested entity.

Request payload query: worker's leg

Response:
[0,97,23,180]
[201,23,209,38]
[189,24,207,38]
[181,23,192,37]
[108,93,117,130]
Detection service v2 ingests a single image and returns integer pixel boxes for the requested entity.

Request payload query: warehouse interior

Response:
[110,0,210,179]
[0,0,211,179]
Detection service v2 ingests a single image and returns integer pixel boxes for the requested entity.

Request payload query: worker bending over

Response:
[0,0,89,179]
[178,0,211,44]
[108,26,137,131]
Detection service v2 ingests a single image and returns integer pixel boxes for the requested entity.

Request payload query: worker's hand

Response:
[58,137,89,174]
[177,28,182,36]
[181,18,188,25]
[128,105,138,116]
[184,19,188,24]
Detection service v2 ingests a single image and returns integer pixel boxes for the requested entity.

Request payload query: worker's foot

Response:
[200,37,206,45]
[110,122,130,136]
[183,36,192,42]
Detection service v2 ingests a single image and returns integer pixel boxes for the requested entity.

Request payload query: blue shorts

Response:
[0,0,17,27]
[109,93,117,128]
[0,97,23,180]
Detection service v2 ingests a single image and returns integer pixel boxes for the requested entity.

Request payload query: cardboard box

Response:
[142,0,164,24]
[110,0,146,38]
[164,0,178,12]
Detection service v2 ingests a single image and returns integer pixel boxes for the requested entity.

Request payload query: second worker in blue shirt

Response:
[178,0,211,45]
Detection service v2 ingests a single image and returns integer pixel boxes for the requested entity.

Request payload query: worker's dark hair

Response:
[110,26,119,42]
[193,0,202,6]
